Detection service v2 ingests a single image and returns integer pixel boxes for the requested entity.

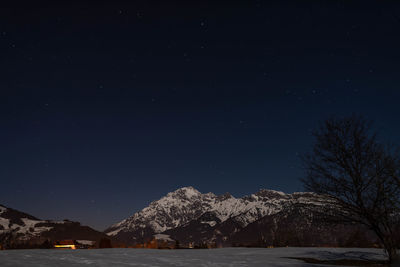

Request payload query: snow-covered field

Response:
[0,247,387,266]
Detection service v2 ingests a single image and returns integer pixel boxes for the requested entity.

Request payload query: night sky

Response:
[1,1,400,230]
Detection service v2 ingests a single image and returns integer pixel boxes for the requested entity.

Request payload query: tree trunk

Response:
[387,246,398,265]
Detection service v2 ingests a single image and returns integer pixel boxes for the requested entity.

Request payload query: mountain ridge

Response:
[0,204,109,249]
[104,186,324,245]
[1,186,385,248]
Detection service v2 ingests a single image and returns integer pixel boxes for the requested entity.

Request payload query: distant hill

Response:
[0,204,109,249]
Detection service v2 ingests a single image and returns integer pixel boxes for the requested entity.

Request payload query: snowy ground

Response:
[0,247,388,267]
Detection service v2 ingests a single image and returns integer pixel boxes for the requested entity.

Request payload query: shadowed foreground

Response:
[0,247,388,267]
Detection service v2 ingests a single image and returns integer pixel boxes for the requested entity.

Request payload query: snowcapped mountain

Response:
[0,204,108,248]
[0,188,380,249]
[104,186,325,244]
[104,187,218,243]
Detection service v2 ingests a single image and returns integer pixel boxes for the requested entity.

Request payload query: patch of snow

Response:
[201,221,217,227]
[153,234,174,242]
[0,205,6,215]
[106,228,122,236]
[181,186,201,199]
[16,218,53,237]
[258,189,287,196]
[76,240,95,245]
[46,220,68,224]
[0,247,388,267]
[0,217,10,231]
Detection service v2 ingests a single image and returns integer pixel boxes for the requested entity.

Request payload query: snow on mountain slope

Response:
[0,204,110,247]
[106,187,216,237]
[0,205,6,214]
[0,204,55,240]
[105,187,322,242]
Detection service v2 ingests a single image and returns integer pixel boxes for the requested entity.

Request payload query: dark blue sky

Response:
[1,1,400,230]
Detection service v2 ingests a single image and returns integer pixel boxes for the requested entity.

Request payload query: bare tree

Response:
[302,116,400,263]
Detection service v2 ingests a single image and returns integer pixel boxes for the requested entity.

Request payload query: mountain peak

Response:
[255,189,287,198]
[217,192,233,201]
[170,186,202,199]
[176,186,199,192]
[0,205,6,214]
[105,187,322,244]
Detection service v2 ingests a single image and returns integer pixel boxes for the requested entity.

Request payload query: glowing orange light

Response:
[54,245,76,249]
